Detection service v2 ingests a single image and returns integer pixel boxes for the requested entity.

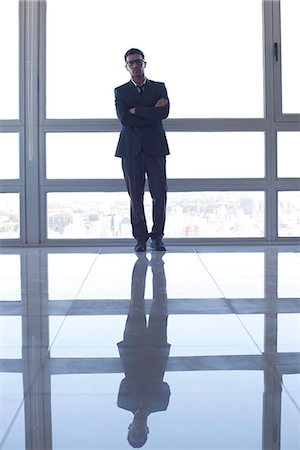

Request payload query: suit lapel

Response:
[127,80,156,105]
[139,80,155,105]
[127,81,142,103]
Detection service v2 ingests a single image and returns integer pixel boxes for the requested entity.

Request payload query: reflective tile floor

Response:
[0,245,300,450]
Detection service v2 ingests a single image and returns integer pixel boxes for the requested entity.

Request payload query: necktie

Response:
[137,84,144,95]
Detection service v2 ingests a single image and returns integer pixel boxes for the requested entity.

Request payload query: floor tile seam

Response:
[281,381,300,415]
[72,248,102,301]
[193,248,265,356]
[0,339,59,449]
[192,248,227,299]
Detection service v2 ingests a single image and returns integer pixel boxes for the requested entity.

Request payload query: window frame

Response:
[0,0,299,245]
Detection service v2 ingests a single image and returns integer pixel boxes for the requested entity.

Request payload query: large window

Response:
[46,133,122,179]
[0,0,21,242]
[46,0,263,119]
[0,0,299,244]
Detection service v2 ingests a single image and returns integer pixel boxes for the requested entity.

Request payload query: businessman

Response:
[114,48,170,252]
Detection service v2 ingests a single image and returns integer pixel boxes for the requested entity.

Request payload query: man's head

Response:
[124,48,146,82]
[124,48,145,62]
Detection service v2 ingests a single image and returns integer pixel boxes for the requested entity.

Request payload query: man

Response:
[114,48,170,252]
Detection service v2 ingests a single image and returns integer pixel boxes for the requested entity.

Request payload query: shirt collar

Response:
[131,77,147,88]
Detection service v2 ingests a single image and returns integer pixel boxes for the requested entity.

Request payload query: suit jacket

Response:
[114,79,170,158]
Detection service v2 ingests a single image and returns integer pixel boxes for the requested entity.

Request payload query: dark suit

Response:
[114,79,170,242]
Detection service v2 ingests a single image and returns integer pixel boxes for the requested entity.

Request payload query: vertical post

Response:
[24,0,41,243]
[263,0,278,242]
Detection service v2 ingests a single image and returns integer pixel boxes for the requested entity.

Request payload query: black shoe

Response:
[134,241,147,252]
[150,238,166,251]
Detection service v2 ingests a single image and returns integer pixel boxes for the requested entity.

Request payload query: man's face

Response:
[125,53,146,78]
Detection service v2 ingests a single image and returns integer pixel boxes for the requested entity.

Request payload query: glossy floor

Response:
[0,245,300,450]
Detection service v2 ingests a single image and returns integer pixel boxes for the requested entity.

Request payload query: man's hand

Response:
[155,98,168,107]
[129,107,136,114]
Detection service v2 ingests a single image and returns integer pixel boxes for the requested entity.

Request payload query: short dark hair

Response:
[124,48,145,62]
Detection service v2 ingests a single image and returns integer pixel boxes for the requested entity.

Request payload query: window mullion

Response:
[24,0,41,243]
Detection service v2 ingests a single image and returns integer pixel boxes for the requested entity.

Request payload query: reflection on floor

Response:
[0,245,300,450]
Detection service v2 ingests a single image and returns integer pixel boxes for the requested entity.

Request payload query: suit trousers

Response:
[122,153,167,242]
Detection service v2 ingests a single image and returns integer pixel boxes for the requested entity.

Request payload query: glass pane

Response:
[0,0,19,119]
[278,191,300,237]
[0,255,21,301]
[281,0,300,113]
[0,193,20,239]
[0,133,19,179]
[47,191,264,239]
[47,192,131,238]
[167,132,265,178]
[277,132,300,177]
[165,192,264,238]
[46,0,263,118]
[0,316,22,359]
[46,133,122,179]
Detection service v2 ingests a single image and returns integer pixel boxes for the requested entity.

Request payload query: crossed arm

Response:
[115,85,170,126]
[129,98,168,114]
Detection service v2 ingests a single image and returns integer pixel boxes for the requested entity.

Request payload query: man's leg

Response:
[122,155,149,243]
[145,156,167,240]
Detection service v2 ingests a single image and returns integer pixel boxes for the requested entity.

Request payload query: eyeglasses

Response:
[126,59,145,67]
